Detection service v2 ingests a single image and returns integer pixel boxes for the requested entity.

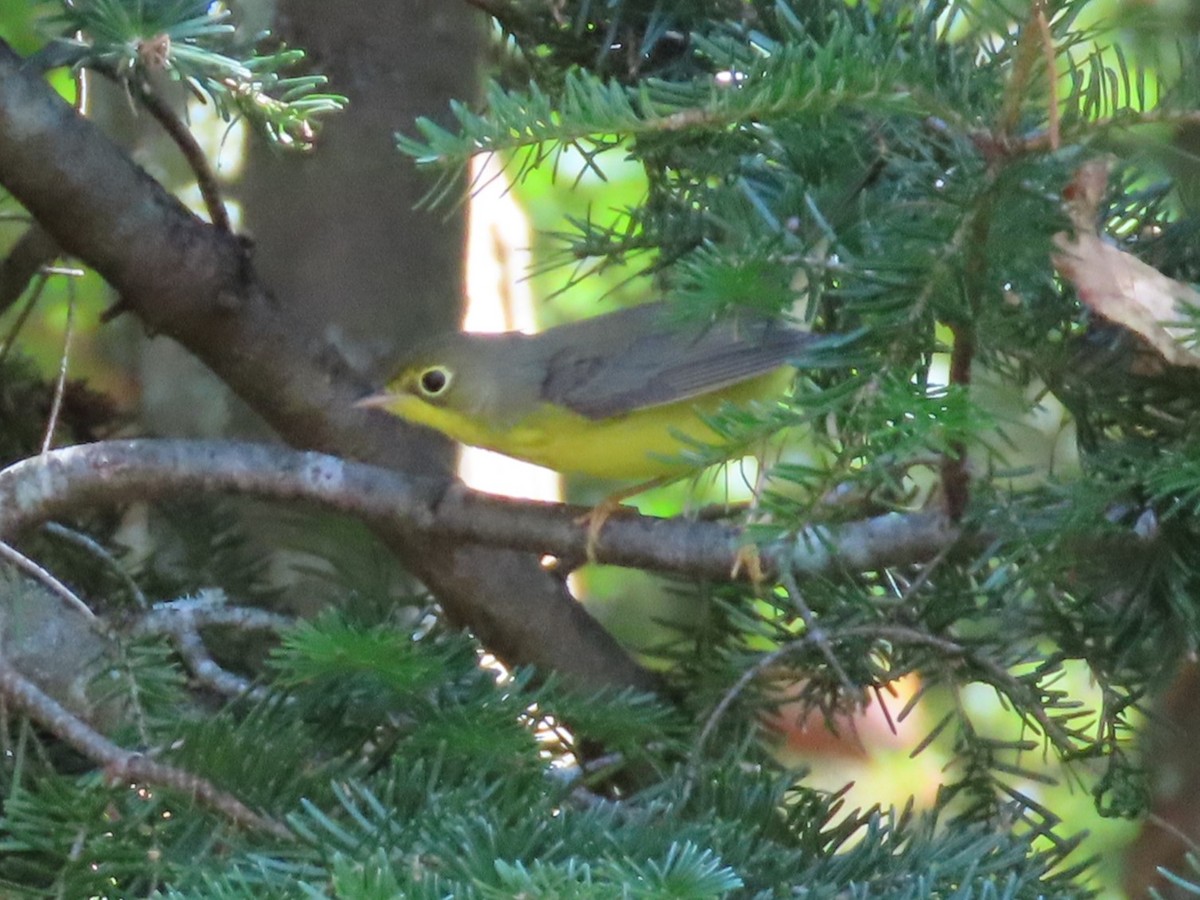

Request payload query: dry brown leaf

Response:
[1052,159,1200,369]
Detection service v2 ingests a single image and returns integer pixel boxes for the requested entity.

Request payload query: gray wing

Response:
[540,307,816,420]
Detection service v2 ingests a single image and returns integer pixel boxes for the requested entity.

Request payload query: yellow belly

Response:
[392,369,793,480]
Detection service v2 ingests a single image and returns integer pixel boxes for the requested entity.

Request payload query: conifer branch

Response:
[0,653,291,839]
[399,48,921,172]
[0,439,962,583]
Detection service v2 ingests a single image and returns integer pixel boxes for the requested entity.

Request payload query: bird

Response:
[357,301,820,482]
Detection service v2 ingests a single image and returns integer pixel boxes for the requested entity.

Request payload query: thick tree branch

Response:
[0,440,960,583]
[0,40,654,695]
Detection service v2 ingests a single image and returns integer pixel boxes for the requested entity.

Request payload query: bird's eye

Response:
[417,366,452,397]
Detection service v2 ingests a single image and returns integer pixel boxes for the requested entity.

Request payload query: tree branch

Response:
[126,73,231,232]
[132,594,295,699]
[0,223,58,316]
[0,440,960,583]
[0,39,654,695]
[0,652,291,838]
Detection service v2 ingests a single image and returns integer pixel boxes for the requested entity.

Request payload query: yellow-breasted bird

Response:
[357,301,819,481]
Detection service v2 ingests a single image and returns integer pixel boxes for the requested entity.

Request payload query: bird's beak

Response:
[353,390,393,410]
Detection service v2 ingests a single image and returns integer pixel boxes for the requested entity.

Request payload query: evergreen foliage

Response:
[0,0,1199,896]
[44,0,345,148]
[0,611,1092,897]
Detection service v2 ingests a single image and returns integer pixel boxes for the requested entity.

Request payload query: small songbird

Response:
[357,301,821,481]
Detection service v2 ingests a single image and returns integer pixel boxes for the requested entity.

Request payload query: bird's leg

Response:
[577,476,669,563]
[730,543,766,584]
[729,444,779,584]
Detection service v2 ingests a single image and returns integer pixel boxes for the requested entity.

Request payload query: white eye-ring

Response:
[417,366,452,398]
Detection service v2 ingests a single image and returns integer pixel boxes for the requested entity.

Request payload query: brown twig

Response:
[0,539,96,622]
[681,640,797,806]
[129,75,231,232]
[866,624,1075,750]
[133,594,294,701]
[40,274,76,454]
[997,1,1047,140]
[1032,0,1059,152]
[89,61,230,232]
[0,653,291,838]
[162,623,264,700]
[42,522,147,610]
[778,564,857,696]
